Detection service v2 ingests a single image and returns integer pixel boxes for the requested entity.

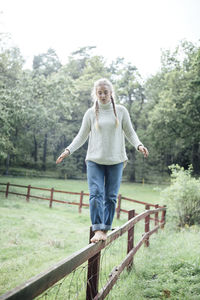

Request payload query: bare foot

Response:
[91,230,107,243]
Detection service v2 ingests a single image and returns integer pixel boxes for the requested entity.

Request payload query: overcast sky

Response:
[1,0,200,78]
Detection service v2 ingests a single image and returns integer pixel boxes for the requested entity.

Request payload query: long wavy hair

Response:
[91,78,119,129]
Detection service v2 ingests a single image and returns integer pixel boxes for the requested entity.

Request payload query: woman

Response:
[56,78,149,243]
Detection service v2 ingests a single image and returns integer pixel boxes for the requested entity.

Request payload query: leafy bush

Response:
[162,164,200,227]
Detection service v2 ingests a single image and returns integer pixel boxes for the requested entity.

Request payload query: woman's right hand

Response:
[56,149,70,164]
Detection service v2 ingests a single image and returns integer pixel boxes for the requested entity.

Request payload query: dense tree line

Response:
[0,34,199,181]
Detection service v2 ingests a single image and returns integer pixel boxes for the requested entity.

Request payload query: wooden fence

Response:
[0,182,166,223]
[0,206,167,300]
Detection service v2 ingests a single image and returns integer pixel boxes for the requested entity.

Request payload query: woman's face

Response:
[96,84,112,104]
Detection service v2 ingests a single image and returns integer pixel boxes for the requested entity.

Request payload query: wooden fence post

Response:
[116,194,122,219]
[161,205,167,229]
[5,182,10,198]
[79,191,84,213]
[26,185,31,202]
[127,209,135,270]
[144,205,150,247]
[86,227,101,300]
[49,188,54,208]
[155,204,159,233]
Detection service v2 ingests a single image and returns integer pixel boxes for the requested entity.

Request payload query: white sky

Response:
[1,0,200,78]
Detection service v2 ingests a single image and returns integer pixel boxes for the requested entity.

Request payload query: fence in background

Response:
[0,182,166,224]
[0,205,167,300]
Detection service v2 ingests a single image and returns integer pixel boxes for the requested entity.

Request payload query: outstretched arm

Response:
[122,107,149,158]
[56,110,91,164]
[138,145,149,158]
[56,149,70,164]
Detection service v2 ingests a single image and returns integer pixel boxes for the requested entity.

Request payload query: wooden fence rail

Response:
[0,207,166,300]
[0,182,89,211]
[0,182,165,223]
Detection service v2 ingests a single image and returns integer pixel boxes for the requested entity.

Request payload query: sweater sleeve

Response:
[122,106,143,151]
[66,109,91,155]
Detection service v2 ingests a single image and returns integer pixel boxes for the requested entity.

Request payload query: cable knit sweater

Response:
[66,101,143,165]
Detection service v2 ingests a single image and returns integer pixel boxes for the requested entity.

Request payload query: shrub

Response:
[162,164,200,227]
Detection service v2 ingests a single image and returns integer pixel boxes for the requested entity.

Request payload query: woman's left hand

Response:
[138,145,149,158]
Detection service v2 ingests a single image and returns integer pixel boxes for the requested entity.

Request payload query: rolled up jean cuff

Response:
[92,224,112,231]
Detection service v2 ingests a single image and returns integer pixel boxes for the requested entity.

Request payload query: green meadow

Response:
[0,177,200,299]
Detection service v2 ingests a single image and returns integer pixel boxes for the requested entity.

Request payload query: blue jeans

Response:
[87,160,123,231]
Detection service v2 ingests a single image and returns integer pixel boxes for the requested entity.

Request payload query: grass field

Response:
[1,176,200,299]
[109,224,200,300]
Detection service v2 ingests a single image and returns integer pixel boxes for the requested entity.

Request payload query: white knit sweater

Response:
[66,101,143,165]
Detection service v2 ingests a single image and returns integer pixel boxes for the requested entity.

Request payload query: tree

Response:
[33,48,62,77]
[146,41,200,175]
[0,40,26,173]
[114,61,146,181]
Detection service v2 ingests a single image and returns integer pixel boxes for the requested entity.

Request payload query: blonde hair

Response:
[91,78,119,129]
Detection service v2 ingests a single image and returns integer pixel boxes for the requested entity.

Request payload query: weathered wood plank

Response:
[121,196,164,208]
